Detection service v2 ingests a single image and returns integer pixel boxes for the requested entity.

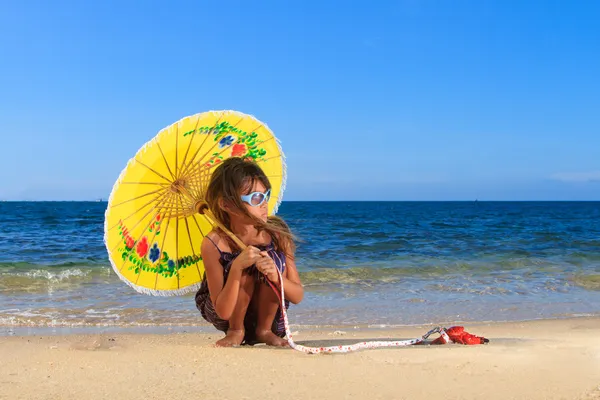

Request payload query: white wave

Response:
[2,268,91,281]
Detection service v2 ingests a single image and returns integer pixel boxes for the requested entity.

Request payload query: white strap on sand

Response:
[273,269,451,354]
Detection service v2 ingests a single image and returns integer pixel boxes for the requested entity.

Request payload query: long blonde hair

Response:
[205,157,296,258]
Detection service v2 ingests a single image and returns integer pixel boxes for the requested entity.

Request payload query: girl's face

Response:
[239,179,269,223]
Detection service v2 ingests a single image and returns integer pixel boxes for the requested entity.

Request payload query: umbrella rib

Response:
[253,135,275,148]
[183,215,202,281]
[153,192,177,290]
[174,120,179,180]
[177,114,226,181]
[107,191,169,234]
[175,189,181,289]
[109,187,168,208]
[119,182,171,186]
[134,159,173,183]
[191,213,206,237]
[194,214,213,239]
[156,142,176,180]
[116,191,174,272]
[178,114,203,180]
[257,153,282,164]
[200,214,216,237]
[134,192,175,286]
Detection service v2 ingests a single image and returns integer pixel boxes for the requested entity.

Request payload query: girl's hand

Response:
[231,246,262,272]
[256,252,279,282]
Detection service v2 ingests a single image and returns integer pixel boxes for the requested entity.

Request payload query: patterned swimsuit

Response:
[194,237,289,343]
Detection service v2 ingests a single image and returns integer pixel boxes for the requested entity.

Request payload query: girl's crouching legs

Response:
[215,273,255,347]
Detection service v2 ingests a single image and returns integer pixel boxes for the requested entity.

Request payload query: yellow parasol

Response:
[103,110,286,296]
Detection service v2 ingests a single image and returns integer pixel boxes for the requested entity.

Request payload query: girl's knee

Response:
[239,272,256,287]
[257,281,279,302]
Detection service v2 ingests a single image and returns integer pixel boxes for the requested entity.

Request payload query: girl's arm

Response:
[201,235,243,321]
[280,256,304,304]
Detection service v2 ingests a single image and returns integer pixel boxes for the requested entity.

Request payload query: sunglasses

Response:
[240,189,271,207]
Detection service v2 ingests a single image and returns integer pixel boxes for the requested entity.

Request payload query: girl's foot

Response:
[255,329,289,347]
[215,329,245,347]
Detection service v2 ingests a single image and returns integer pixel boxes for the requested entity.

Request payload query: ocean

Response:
[1,201,599,334]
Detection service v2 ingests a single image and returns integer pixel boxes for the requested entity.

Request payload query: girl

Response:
[195,157,304,347]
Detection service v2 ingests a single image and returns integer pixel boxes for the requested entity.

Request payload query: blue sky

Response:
[1,0,599,201]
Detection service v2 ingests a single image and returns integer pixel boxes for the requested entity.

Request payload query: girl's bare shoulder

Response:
[204,229,233,253]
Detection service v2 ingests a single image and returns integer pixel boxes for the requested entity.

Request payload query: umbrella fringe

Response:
[273,136,287,215]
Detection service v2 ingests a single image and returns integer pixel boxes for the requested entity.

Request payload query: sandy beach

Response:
[1,317,599,400]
